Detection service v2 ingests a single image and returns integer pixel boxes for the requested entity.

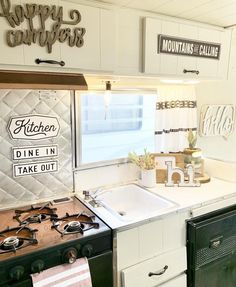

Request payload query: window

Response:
[74,91,156,167]
[81,93,143,134]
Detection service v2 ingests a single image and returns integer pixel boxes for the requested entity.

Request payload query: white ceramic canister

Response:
[141,169,156,188]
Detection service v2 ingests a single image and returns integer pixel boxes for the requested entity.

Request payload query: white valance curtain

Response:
[155,85,197,153]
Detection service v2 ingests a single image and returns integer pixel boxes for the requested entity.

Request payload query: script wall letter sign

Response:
[200,105,235,139]
[0,0,86,53]
[7,114,60,140]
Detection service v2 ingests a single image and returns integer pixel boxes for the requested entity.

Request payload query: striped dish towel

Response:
[31,258,93,287]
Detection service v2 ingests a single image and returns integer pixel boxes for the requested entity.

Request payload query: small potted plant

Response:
[128,149,156,188]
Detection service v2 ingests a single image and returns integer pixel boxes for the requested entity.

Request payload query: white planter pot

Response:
[141,169,156,188]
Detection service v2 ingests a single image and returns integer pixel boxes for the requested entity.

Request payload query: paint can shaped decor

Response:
[183,147,202,173]
[183,130,210,183]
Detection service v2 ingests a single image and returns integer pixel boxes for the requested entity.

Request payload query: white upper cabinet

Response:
[0,1,231,77]
[22,0,61,67]
[60,1,100,71]
[159,20,179,76]
[176,24,198,75]
[100,9,116,72]
[0,0,115,72]
[114,9,141,75]
[143,17,231,79]
[196,27,220,78]
[0,0,24,65]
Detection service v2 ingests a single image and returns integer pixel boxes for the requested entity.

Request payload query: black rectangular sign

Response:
[158,34,221,60]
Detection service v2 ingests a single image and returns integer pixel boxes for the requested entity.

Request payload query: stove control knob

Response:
[64,248,78,264]
[31,259,45,273]
[9,265,24,281]
[82,244,93,258]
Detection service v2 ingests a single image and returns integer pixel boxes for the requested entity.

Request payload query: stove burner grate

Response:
[14,203,58,225]
[51,212,99,237]
[2,236,21,250]
[0,226,38,254]
[65,221,82,232]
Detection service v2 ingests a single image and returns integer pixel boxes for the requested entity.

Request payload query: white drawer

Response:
[159,274,186,287]
[121,247,186,287]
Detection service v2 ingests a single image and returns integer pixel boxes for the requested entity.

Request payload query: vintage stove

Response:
[0,197,113,287]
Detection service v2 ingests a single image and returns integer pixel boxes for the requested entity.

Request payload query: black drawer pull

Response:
[35,58,65,66]
[183,69,199,75]
[148,265,168,277]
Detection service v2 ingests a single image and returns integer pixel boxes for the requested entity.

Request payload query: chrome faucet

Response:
[82,190,91,201]
[82,188,103,207]
[92,188,103,198]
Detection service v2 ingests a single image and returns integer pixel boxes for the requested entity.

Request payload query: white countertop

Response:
[77,177,236,231]
[150,177,236,210]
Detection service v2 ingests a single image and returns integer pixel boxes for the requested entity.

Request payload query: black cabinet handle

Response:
[183,69,199,75]
[148,265,168,277]
[35,58,65,67]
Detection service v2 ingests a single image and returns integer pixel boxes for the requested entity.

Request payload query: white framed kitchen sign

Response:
[13,160,59,177]
[199,105,235,139]
[7,114,60,140]
[12,145,58,160]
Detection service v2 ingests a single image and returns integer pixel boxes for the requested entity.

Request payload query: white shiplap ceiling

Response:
[89,0,236,28]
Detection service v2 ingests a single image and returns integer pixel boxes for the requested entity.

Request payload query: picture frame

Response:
[153,153,185,183]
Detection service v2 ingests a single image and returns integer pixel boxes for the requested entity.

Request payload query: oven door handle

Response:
[209,235,223,249]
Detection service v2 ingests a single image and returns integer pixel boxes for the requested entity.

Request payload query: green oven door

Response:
[187,206,236,287]
[88,251,113,287]
[195,252,236,287]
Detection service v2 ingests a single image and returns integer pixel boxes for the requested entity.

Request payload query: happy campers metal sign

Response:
[158,34,221,60]
[0,0,86,53]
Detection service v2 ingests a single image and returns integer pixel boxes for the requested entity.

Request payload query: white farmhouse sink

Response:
[92,183,176,222]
